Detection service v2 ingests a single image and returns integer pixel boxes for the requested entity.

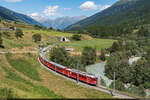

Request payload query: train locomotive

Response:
[39,53,98,85]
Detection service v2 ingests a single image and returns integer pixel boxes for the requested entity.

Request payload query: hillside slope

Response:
[0,53,113,98]
[0,6,42,26]
[65,0,150,31]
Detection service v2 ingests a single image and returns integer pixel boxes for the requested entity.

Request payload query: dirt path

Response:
[0,51,38,54]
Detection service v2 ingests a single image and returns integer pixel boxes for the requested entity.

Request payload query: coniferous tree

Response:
[0,33,3,47]
[100,49,106,61]
[81,46,96,66]
[110,41,120,53]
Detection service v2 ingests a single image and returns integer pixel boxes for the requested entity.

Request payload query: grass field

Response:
[0,22,114,98]
[0,53,113,98]
[0,54,62,98]
[59,38,115,51]
[23,29,74,37]
[5,53,41,81]
[1,28,74,51]
[0,22,115,52]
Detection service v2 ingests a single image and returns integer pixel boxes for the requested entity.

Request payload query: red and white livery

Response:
[39,53,98,85]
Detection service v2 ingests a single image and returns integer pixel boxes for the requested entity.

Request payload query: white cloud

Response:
[43,5,60,16]
[27,12,45,21]
[4,0,22,3]
[80,1,110,11]
[80,1,97,11]
[27,5,62,21]
[28,12,39,18]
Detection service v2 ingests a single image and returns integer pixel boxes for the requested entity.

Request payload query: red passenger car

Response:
[39,54,98,85]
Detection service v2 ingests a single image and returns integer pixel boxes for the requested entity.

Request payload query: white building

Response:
[128,56,141,65]
[60,36,70,42]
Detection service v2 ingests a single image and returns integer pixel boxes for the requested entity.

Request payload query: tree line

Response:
[49,46,97,71]
[105,35,150,97]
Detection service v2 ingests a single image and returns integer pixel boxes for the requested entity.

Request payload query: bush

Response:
[49,27,54,30]
[143,82,150,89]
[32,34,41,42]
[129,86,146,97]
[3,31,10,37]
[100,49,106,61]
[34,25,45,30]
[109,80,126,91]
[72,34,81,41]
[15,28,24,39]
[101,78,106,87]
[110,41,120,53]
[0,88,16,98]
[0,33,4,48]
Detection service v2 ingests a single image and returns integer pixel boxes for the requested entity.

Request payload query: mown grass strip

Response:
[5,53,41,81]
[2,65,63,98]
[60,38,115,51]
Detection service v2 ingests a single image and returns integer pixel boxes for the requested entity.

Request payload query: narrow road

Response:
[38,45,135,99]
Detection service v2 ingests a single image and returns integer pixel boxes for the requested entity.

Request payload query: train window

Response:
[79,74,82,77]
[72,72,76,75]
[57,67,64,71]
[82,75,86,79]
[91,78,96,81]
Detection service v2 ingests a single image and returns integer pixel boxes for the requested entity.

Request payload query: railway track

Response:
[38,45,135,99]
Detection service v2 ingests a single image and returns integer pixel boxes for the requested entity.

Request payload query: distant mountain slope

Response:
[65,0,150,31]
[0,6,42,26]
[39,16,86,30]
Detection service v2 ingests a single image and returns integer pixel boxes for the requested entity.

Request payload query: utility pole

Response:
[113,72,116,95]
[77,63,79,83]
[55,58,56,72]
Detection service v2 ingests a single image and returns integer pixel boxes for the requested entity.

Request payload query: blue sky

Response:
[0,0,118,20]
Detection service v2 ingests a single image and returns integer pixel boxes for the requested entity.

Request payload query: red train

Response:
[39,54,98,85]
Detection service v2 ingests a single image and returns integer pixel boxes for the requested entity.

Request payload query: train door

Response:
[87,76,89,84]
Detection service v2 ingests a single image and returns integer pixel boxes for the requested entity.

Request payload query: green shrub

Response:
[0,88,17,98]
[109,80,126,91]
[3,31,10,37]
[101,78,106,87]
[128,86,146,97]
[15,28,24,39]
[72,34,81,41]
[100,49,106,61]
[0,33,3,47]
[32,34,41,42]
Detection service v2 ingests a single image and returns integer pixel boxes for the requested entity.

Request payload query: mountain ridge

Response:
[65,0,149,31]
[0,6,42,26]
